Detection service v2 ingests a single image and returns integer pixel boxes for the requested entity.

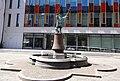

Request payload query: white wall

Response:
[0,0,5,46]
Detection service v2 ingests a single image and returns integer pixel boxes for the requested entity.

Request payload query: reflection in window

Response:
[40,0,44,13]
[29,14,34,27]
[49,13,55,27]
[71,0,77,13]
[29,0,35,6]
[106,0,113,12]
[70,13,77,27]
[44,13,49,26]
[82,13,88,27]
[24,14,29,27]
[106,13,112,27]
[89,35,101,48]
[60,0,66,13]
[94,13,99,27]
[50,0,55,13]
[39,13,44,27]
[101,35,113,49]
[94,0,100,12]
[77,13,82,27]
[82,0,88,13]
[34,14,39,27]
[114,35,120,48]
[115,13,118,23]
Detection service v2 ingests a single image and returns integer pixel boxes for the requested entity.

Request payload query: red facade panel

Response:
[114,24,119,27]
[114,2,118,12]
[78,3,82,12]
[45,5,50,13]
[101,3,106,12]
[89,3,94,12]
[34,24,38,27]
[24,24,28,27]
[77,24,82,27]
[34,5,39,13]
[66,24,71,27]
[55,4,60,13]
[89,24,94,27]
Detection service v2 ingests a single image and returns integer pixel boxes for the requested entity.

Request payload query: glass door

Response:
[34,38,43,49]
[34,34,44,49]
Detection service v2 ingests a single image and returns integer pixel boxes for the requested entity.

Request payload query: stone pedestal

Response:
[52,33,64,53]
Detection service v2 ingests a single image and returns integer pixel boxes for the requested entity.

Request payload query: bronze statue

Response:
[55,9,70,33]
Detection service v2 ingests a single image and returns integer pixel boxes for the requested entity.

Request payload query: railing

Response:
[65,45,120,53]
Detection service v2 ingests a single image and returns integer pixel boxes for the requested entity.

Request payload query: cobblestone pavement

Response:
[0,49,120,81]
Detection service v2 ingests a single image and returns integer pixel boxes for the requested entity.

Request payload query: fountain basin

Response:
[29,55,88,69]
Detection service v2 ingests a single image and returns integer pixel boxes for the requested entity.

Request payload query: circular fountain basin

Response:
[30,54,88,69]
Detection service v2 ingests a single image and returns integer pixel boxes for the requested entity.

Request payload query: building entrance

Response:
[34,38,43,49]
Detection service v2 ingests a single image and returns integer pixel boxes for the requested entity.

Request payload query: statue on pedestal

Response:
[55,9,70,33]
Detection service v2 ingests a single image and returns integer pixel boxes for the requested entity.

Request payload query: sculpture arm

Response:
[62,9,70,19]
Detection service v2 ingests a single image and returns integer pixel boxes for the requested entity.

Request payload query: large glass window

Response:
[39,13,44,27]
[8,14,11,27]
[89,35,101,48]
[23,33,33,49]
[106,12,113,27]
[82,0,88,27]
[50,0,55,13]
[82,13,88,27]
[34,14,39,27]
[35,0,39,5]
[114,35,120,49]
[16,14,20,27]
[24,0,120,27]
[44,13,49,26]
[67,34,76,46]
[39,0,44,13]
[101,35,113,49]
[106,0,113,27]
[106,0,113,12]
[17,0,21,8]
[60,0,66,13]
[29,14,34,27]
[94,13,99,27]
[71,0,77,13]
[82,0,89,13]
[9,0,13,9]
[49,13,55,27]
[70,13,77,27]
[94,0,100,12]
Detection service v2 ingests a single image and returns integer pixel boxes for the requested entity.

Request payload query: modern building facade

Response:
[1,0,120,52]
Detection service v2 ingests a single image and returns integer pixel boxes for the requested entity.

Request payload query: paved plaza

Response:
[0,49,120,81]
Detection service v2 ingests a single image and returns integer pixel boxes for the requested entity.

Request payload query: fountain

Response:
[29,10,89,69]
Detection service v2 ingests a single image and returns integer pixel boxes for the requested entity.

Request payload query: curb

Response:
[97,67,117,72]
[19,71,72,81]
[1,67,21,72]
